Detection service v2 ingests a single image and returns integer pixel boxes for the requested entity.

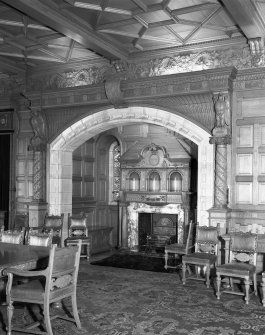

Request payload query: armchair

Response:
[5,240,82,335]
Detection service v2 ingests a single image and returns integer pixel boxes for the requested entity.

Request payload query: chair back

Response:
[68,213,88,238]
[46,240,81,294]
[184,220,195,254]
[195,224,220,255]
[13,213,29,230]
[27,228,53,247]
[229,232,257,265]
[43,213,64,246]
[0,227,25,244]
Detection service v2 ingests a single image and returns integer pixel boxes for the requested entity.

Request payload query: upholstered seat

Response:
[216,232,258,305]
[182,224,220,288]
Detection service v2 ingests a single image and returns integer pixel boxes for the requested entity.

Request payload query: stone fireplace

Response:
[126,202,184,250]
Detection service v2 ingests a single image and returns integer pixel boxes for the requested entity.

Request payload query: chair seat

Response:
[182,252,217,265]
[216,263,256,276]
[65,236,91,243]
[165,243,186,253]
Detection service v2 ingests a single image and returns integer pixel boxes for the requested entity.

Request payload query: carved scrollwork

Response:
[233,252,252,263]
[51,274,73,290]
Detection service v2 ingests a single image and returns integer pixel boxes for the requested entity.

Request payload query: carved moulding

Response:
[234,67,265,91]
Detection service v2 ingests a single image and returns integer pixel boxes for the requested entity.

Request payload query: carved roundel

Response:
[149,154,159,166]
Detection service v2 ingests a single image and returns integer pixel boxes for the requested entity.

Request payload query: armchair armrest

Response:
[3,267,47,277]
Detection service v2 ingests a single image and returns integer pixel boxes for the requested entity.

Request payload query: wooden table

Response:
[0,242,50,303]
[0,242,50,276]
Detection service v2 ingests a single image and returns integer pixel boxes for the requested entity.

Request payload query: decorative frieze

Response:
[19,44,261,93]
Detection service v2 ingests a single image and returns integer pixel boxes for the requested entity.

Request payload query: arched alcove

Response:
[48,106,214,226]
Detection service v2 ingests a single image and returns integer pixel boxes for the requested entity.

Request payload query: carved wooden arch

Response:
[48,106,214,226]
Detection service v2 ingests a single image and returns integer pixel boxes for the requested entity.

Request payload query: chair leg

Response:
[253,273,258,296]
[43,302,53,335]
[164,251,168,269]
[86,244,90,261]
[244,277,250,305]
[7,300,14,335]
[205,265,210,288]
[182,262,186,285]
[216,273,221,300]
[230,277,234,291]
[262,276,265,307]
[71,293,82,329]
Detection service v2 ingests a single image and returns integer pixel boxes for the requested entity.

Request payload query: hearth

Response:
[127,202,184,250]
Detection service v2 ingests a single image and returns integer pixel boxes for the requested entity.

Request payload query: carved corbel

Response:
[28,107,48,152]
[104,74,125,109]
[248,37,265,67]
[212,92,231,138]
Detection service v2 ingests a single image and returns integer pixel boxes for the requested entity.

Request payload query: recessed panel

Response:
[237,154,253,175]
[258,182,265,204]
[237,126,253,147]
[236,182,252,204]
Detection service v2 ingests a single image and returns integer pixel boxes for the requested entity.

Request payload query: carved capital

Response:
[210,136,231,145]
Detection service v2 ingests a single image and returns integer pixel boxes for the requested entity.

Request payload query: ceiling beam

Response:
[1,0,128,60]
[221,0,265,39]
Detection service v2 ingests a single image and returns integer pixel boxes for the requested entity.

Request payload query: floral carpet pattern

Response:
[2,262,265,335]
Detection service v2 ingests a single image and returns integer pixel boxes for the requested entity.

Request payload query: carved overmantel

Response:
[119,141,192,249]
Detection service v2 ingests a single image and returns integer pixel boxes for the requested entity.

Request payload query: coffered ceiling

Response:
[0,0,265,77]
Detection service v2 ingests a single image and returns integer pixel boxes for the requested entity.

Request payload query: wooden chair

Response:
[216,232,258,305]
[12,212,29,230]
[5,240,82,335]
[182,224,220,288]
[43,213,64,247]
[164,220,194,270]
[26,228,53,247]
[65,213,91,261]
[0,227,25,244]
[12,212,29,244]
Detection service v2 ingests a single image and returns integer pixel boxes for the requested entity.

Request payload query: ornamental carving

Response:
[21,44,263,93]
[51,274,73,290]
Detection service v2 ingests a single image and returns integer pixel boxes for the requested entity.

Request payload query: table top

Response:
[0,242,50,276]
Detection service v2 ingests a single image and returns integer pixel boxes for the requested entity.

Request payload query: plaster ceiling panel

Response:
[139,10,170,24]
[0,0,259,78]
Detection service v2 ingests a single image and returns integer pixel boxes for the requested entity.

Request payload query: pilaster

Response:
[208,93,232,234]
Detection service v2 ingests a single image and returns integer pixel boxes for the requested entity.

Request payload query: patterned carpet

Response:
[2,261,265,335]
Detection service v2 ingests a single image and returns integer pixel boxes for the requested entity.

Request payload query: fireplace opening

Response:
[138,213,178,251]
